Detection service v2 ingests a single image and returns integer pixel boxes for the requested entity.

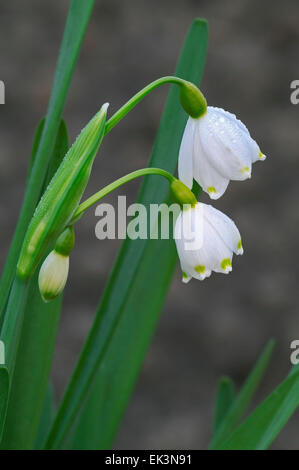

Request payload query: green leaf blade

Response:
[34,384,55,450]
[25,118,45,186]
[213,377,235,434]
[0,368,9,442]
[220,370,299,450]
[210,340,275,449]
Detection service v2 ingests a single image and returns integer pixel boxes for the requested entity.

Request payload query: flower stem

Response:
[104,76,202,134]
[71,167,175,222]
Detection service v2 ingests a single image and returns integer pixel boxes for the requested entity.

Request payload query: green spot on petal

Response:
[221,258,232,270]
[207,186,216,194]
[195,265,205,274]
[241,166,249,173]
[182,271,188,279]
[259,150,263,158]
[237,239,242,250]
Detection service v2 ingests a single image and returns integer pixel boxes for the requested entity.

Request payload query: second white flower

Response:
[174,202,243,282]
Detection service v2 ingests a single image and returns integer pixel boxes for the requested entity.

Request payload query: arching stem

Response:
[70,167,175,223]
[104,76,203,134]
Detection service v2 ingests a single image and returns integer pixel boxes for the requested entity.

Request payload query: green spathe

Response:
[17,104,108,280]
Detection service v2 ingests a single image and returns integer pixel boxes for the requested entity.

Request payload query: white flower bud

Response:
[178,106,266,199]
[38,250,69,302]
[174,202,243,282]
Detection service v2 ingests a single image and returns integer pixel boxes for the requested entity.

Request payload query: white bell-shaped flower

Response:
[38,250,69,302]
[178,106,266,199]
[174,202,243,282]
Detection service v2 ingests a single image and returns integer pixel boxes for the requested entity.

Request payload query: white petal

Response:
[200,210,233,273]
[178,118,196,189]
[240,132,263,164]
[199,108,252,181]
[203,204,243,255]
[211,107,266,167]
[216,108,265,164]
[174,212,197,271]
[213,107,250,135]
[174,205,203,270]
[175,204,209,278]
[193,125,229,199]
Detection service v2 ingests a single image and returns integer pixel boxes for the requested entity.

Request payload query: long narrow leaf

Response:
[213,377,235,435]
[0,277,27,440]
[210,340,275,449]
[34,384,55,450]
[0,368,9,442]
[45,18,209,450]
[219,370,299,450]
[25,118,45,187]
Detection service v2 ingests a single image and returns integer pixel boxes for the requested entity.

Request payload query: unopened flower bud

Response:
[38,251,69,303]
[38,226,74,302]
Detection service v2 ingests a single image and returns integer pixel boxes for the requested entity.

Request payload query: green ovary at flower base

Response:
[169,178,197,208]
[178,80,206,118]
[17,103,109,281]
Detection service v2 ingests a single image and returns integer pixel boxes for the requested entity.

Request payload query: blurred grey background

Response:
[0,0,298,449]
